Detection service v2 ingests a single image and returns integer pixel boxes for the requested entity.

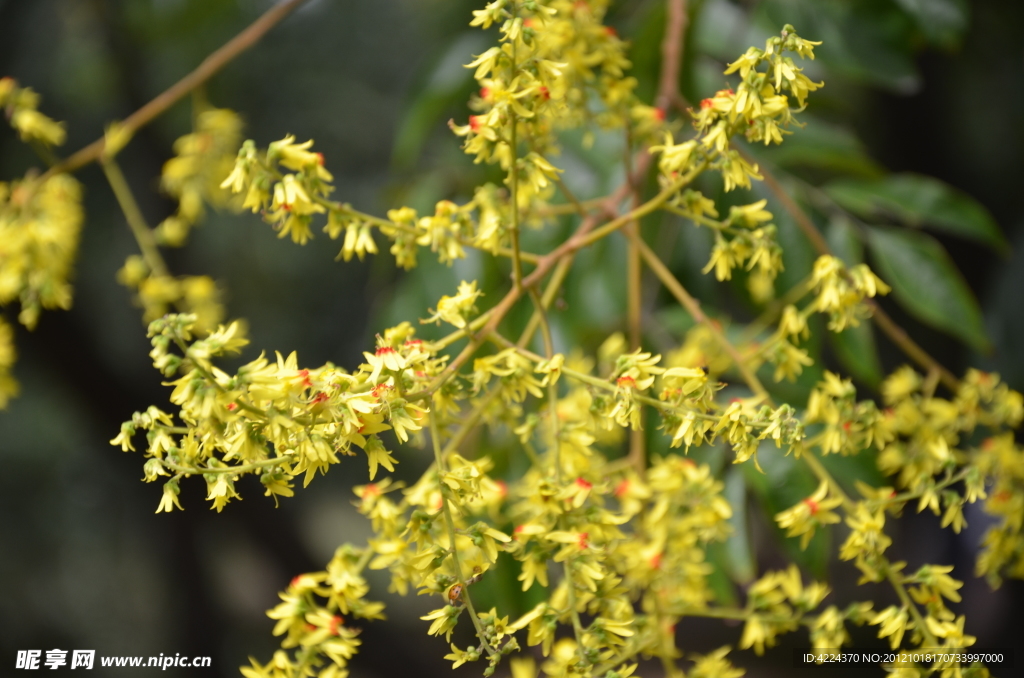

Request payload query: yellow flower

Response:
[690,647,745,678]
[0,317,20,409]
[728,199,773,227]
[271,174,323,216]
[155,480,183,513]
[775,481,842,549]
[420,605,461,641]
[651,133,698,175]
[423,280,482,329]
[871,605,910,649]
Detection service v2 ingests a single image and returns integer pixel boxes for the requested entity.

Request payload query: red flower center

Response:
[328,615,343,635]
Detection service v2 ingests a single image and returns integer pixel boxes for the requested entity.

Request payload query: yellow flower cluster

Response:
[112,315,450,507]
[102,5,1024,678]
[454,0,646,208]
[103,110,240,334]
[0,81,79,409]
[155,108,243,246]
[0,77,66,146]
[811,254,891,331]
[116,258,225,332]
[685,26,820,190]
[734,254,891,383]
[739,565,829,655]
[0,173,83,331]
[241,545,385,678]
[0,317,17,408]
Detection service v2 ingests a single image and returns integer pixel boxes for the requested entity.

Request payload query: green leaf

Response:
[826,213,864,267]
[759,117,883,178]
[722,468,755,584]
[705,543,740,606]
[825,173,1009,253]
[830,322,883,389]
[819,450,888,500]
[866,226,990,352]
[743,444,828,578]
[789,0,921,93]
[390,32,487,170]
[892,0,968,48]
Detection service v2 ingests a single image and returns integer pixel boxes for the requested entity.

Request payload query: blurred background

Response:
[1,0,1022,676]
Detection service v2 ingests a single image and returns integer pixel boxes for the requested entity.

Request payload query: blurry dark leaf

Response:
[758,118,883,178]
[830,322,883,389]
[391,32,486,170]
[723,467,755,584]
[819,449,888,497]
[624,1,667,104]
[705,543,740,605]
[760,0,920,93]
[984,230,1024,390]
[866,226,990,352]
[744,444,828,578]
[825,173,1008,253]
[772,194,817,295]
[708,544,741,606]
[893,0,969,48]
[826,217,882,387]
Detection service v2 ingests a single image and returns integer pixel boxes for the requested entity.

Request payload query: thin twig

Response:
[655,0,688,112]
[631,232,771,402]
[428,413,497,657]
[101,157,169,278]
[42,0,309,179]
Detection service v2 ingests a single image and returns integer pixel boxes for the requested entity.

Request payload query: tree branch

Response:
[43,0,309,179]
[655,0,688,112]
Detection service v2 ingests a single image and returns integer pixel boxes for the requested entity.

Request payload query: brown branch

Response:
[868,302,959,391]
[755,157,830,256]
[655,0,688,112]
[621,0,689,473]
[630,232,772,403]
[43,0,309,178]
